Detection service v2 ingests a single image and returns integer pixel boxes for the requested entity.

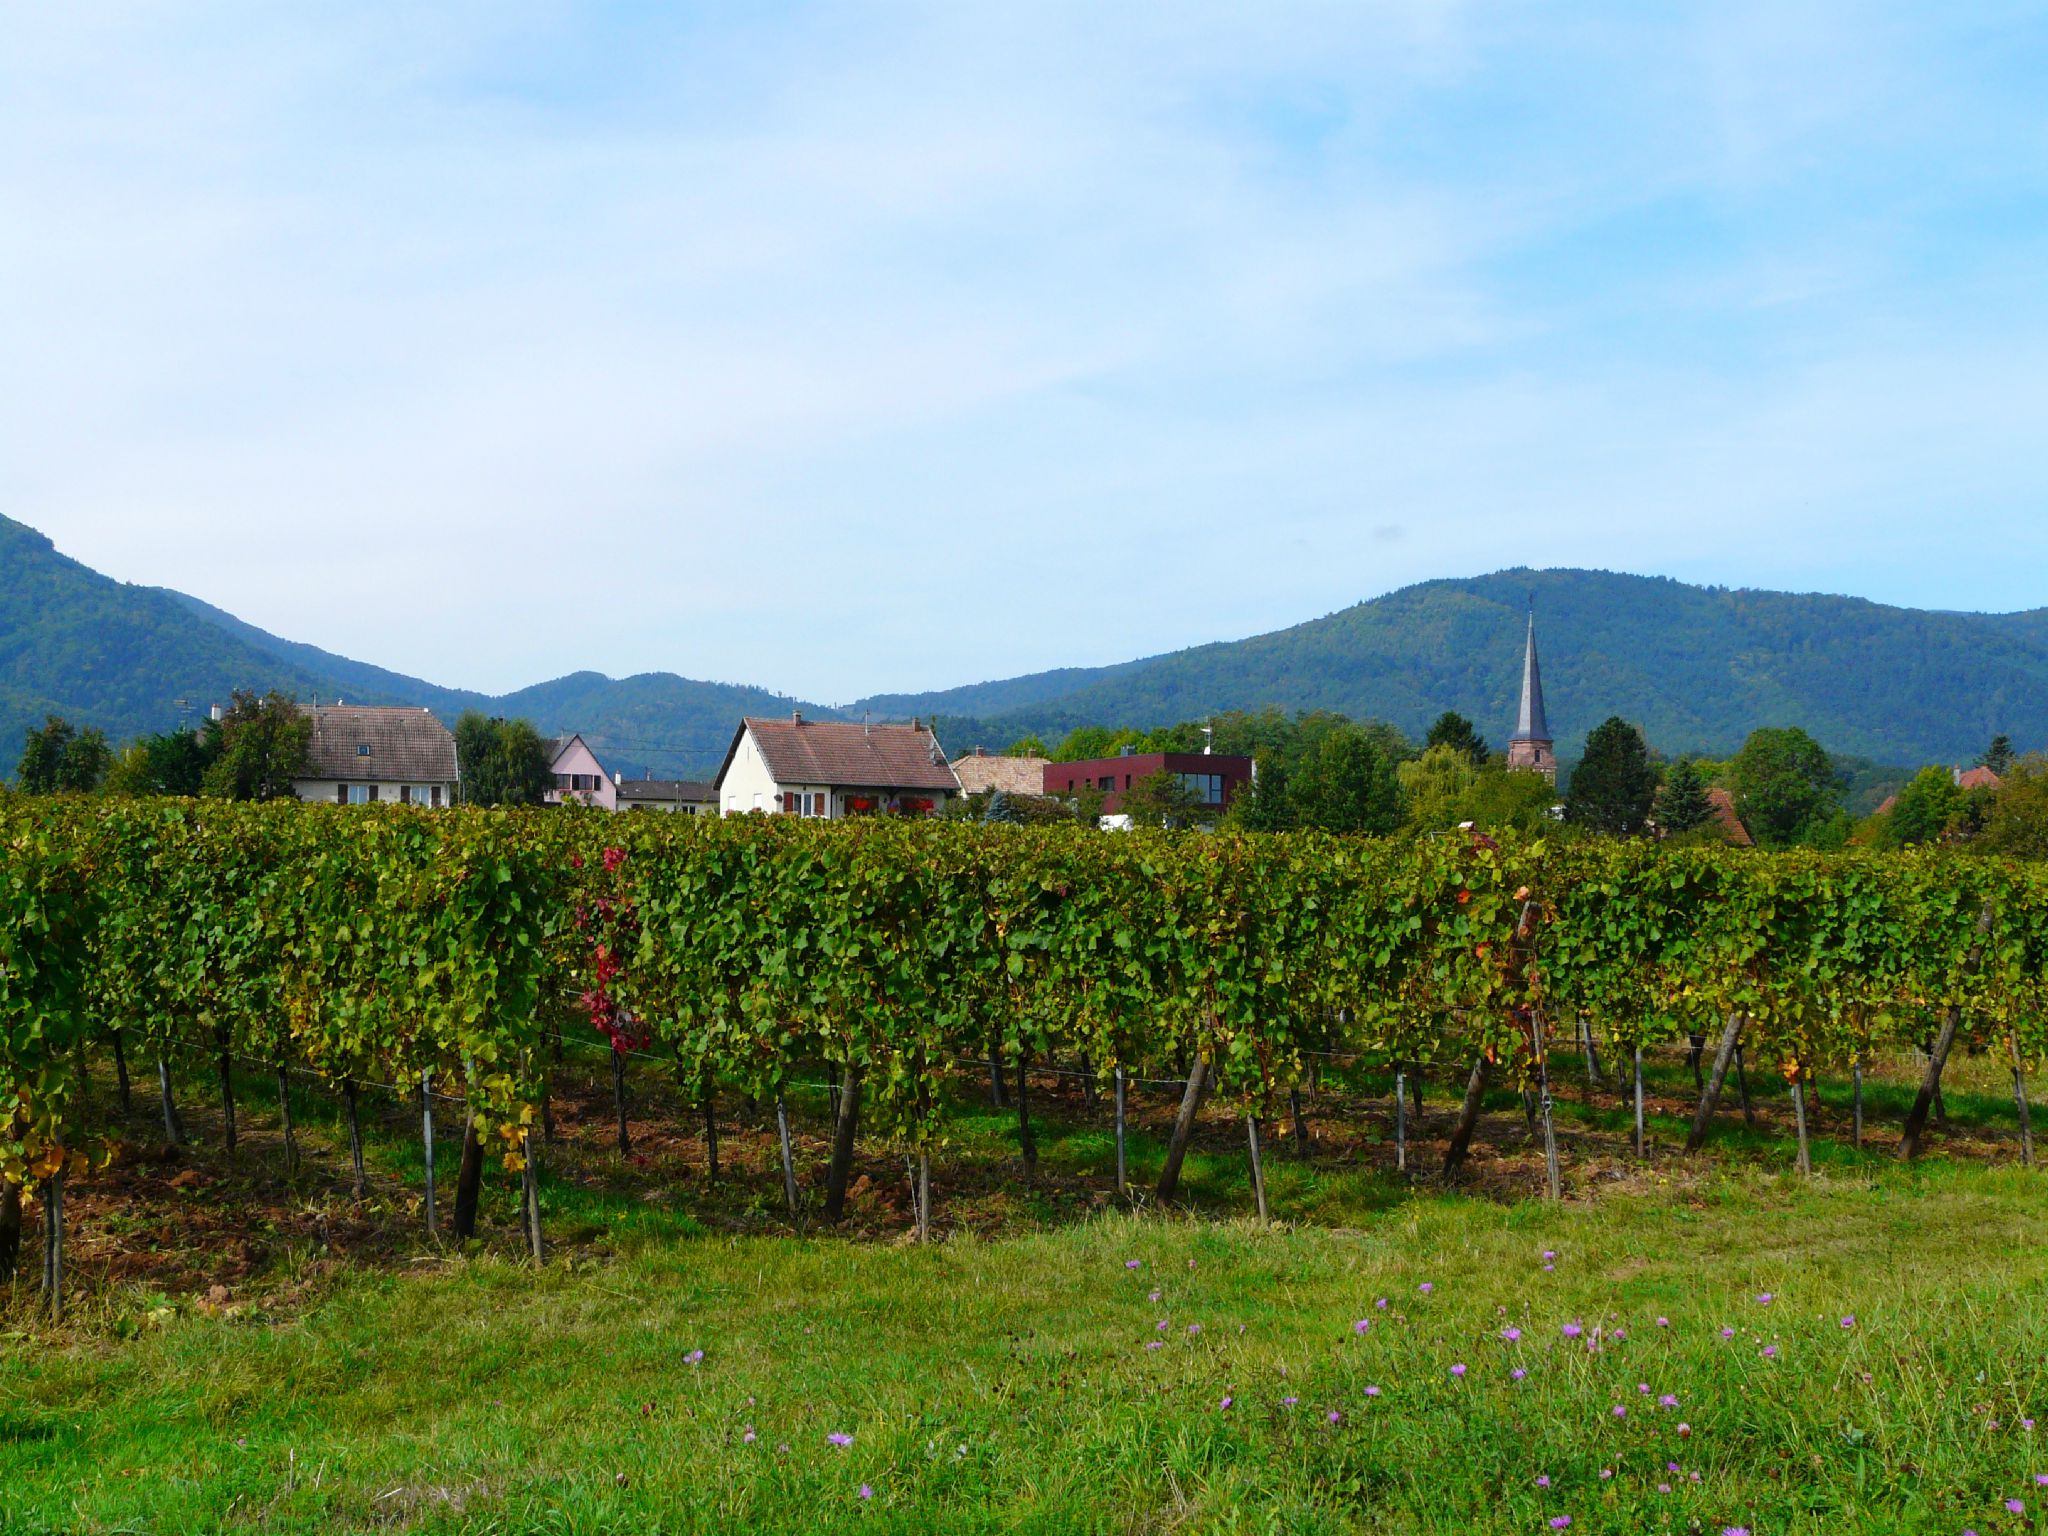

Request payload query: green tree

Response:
[105,725,220,797]
[15,715,112,794]
[982,790,1023,824]
[1981,755,2048,858]
[1398,743,1478,834]
[1120,769,1206,830]
[454,713,554,807]
[1424,711,1490,766]
[1462,766,1558,836]
[1563,717,1658,836]
[202,690,311,801]
[1004,736,1050,759]
[1291,726,1403,834]
[1886,766,1962,847]
[1224,758,1295,831]
[1726,726,1841,848]
[1655,758,1715,836]
[1980,734,2016,776]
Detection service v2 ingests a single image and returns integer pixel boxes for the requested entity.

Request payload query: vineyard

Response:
[4,799,2048,1318]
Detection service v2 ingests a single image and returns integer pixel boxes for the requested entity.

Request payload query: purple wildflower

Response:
[1450,1363,1467,1377]
[828,1433,853,1448]
[1600,1468,1613,1480]
[1418,1281,1433,1294]
[1721,1327,1736,1339]
[1364,1385,1381,1397]
[1281,1396,1299,1407]
[1840,1315,1856,1328]
[1376,1297,1389,1310]
[859,1484,873,1501]
[2008,1499,2027,1515]
[1656,1316,1671,1328]
[1535,1475,1551,1488]
[1145,1341,1163,1351]
[1502,1327,1522,1342]
[1219,1396,1233,1411]
[1126,1259,1141,1269]
[1513,1368,1528,1380]
[1756,1293,1773,1305]
[1562,1322,1584,1339]
[1657,1483,1671,1494]
[1543,1250,1556,1260]
[1187,1323,1201,1335]
[1550,1518,1572,1530]
[1353,1319,1371,1335]
[1660,1394,1679,1408]
[743,1427,757,1444]
[1762,1345,1778,1359]
[684,1349,705,1365]
[1612,1405,1627,1419]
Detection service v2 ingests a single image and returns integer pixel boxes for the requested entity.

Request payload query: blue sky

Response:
[4,3,2046,701]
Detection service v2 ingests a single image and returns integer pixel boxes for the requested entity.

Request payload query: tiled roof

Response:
[617,778,716,804]
[1706,786,1754,847]
[952,752,1051,797]
[1955,765,2003,791]
[303,705,458,782]
[721,715,959,792]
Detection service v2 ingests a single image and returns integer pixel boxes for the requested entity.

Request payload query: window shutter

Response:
[368,785,380,802]
[431,785,441,808]
[336,783,347,805]
[400,785,411,805]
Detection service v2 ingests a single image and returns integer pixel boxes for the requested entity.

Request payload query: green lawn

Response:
[5,1046,2048,1533]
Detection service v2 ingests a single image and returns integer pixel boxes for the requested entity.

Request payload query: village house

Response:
[713,713,959,817]
[616,777,717,815]
[951,748,1053,799]
[546,732,618,810]
[294,703,459,807]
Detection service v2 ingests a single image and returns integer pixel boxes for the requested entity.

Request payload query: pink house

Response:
[546,733,617,810]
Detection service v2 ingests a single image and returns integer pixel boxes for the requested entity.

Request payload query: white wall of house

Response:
[293,778,456,807]
[546,737,617,810]
[719,729,782,815]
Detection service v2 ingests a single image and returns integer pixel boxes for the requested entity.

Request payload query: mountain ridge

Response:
[5,511,2043,778]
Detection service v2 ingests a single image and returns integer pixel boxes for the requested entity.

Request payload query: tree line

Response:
[12,696,567,809]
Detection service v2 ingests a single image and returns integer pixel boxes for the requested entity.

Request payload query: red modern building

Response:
[1043,750,1255,816]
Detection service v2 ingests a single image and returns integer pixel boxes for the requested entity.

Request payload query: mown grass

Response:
[5,1045,2047,1533]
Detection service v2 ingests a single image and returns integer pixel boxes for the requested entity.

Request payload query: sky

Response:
[4,3,2047,703]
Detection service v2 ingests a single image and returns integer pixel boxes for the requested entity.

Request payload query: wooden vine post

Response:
[41,1172,63,1321]
[1685,1012,1748,1152]
[824,1061,863,1221]
[1155,1051,1210,1203]
[1632,1045,1646,1160]
[2009,1029,2036,1169]
[420,1071,438,1237]
[1245,1113,1269,1224]
[1393,1071,1406,1171]
[775,1095,799,1219]
[1790,1065,1812,1176]
[1112,1066,1128,1199]
[1898,901,1994,1160]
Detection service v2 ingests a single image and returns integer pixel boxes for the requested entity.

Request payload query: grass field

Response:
[4,1047,2048,1533]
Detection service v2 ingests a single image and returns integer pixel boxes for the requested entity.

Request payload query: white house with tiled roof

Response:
[293,704,459,807]
[714,713,959,818]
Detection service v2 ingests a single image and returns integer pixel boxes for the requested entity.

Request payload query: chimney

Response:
[792,709,802,725]
[209,703,223,723]
[912,716,921,732]
[864,711,871,737]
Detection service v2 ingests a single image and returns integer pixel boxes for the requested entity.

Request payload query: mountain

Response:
[0,514,830,778]
[7,509,2044,783]
[863,569,2048,767]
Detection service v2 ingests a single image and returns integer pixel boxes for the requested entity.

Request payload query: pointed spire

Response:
[1511,605,1550,744]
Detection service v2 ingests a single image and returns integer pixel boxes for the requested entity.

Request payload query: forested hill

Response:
[0,514,828,778]
[873,569,2048,765]
[8,508,2045,778]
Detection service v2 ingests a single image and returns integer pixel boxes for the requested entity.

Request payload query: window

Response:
[368,784,380,803]
[430,785,442,808]
[356,743,372,757]
[1176,773,1225,805]
[1097,775,1115,792]
[399,785,411,805]
[348,784,370,805]
[335,783,347,805]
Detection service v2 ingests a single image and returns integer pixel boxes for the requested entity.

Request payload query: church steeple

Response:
[1506,604,1556,781]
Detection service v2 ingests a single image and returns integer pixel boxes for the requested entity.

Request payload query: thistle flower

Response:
[828,1433,853,1448]
[1419,1282,1434,1294]
[1353,1319,1371,1335]
[1839,1315,1856,1329]
[1364,1385,1381,1397]
[1660,1394,1679,1408]
[1126,1259,1142,1270]
[1513,1368,1528,1380]
[1535,1475,1551,1488]
[859,1485,873,1501]
[1450,1363,1467,1378]
[1502,1327,1522,1342]
[1562,1323,1584,1339]
[1549,1518,1572,1530]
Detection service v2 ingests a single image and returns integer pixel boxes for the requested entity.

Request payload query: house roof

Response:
[549,732,607,774]
[1955,765,2003,791]
[303,705,458,782]
[952,751,1051,798]
[617,778,716,804]
[716,714,960,793]
[1706,786,1754,847]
